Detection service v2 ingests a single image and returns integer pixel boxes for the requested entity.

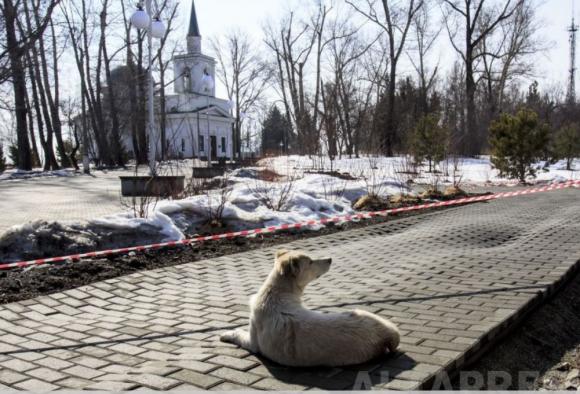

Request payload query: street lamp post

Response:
[131,1,166,176]
[200,73,214,168]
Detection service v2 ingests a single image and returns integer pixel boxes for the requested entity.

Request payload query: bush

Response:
[8,144,18,167]
[489,108,549,183]
[410,113,448,173]
[0,144,6,173]
[554,123,580,171]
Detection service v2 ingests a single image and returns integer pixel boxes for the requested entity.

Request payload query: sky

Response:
[174,0,577,100]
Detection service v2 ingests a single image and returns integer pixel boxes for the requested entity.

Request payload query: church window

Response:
[221,137,226,153]
[199,135,205,152]
[181,138,185,152]
[183,67,191,92]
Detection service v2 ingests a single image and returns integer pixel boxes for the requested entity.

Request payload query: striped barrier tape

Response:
[1,180,579,271]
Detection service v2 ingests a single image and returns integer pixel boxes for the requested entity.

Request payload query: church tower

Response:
[173,0,216,96]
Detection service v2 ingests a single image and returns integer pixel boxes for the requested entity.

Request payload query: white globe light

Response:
[151,18,166,39]
[131,7,150,30]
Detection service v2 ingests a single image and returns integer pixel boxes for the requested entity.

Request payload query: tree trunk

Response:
[385,62,397,156]
[101,4,124,167]
[465,53,478,156]
[24,39,58,171]
[35,16,70,168]
[158,50,167,161]
[4,0,32,170]
[25,91,41,167]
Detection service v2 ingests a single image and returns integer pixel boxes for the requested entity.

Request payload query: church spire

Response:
[187,0,202,54]
[188,0,200,37]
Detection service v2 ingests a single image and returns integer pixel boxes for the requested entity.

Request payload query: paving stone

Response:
[380,378,421,390]
[170,369,223,389]
[0,343,20,353]
[86,381,139,391]
[105,353,146,367]
[210,381,253,390]
[70,355,109,369]
[15,353,46,363]
[0,370,27,385]
[210,367,262,386]
[61,365,106,380]
[56,377,93,389]
[421,340,467,352]
[26,368,67,383]
[252,377,308,390]
[0,359,37,372]
[170,360,219,374]
[126,373,181,390]
[14,378,59,391]
[172,383,206,390]
[207,355,259,371]
[109,343,148,356]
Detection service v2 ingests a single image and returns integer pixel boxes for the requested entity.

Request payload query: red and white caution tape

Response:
[1,180,579,271]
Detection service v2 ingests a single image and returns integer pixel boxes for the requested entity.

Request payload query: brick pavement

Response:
[0,188,578,390]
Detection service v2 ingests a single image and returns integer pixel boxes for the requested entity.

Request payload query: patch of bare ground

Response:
[453,267,580,390]
[304,170,358,181]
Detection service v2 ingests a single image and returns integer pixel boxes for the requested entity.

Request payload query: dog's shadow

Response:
[257,351,417,390]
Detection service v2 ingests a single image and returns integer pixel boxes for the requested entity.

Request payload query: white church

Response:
[160,1,234,161]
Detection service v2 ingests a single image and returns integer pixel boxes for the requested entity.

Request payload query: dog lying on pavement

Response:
[220,249,400,367]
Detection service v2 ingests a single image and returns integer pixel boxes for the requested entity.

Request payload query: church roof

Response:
[188,0,201,37]
[167,104,232,119]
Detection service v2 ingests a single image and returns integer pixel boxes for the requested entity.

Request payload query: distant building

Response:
[79,0,234,164]
[158,0,234,160]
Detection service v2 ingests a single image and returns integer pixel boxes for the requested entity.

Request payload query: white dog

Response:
[220,249,400,367]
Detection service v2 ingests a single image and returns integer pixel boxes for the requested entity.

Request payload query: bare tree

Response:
[264,4,332,155]
[325,12,378,158]
[37,14,70,167]
[346,0,424,155]
[408,0,441,114]
[480,1,542,120]
[18,0,58,170]
[211,30,270,160]
[62,0,115,167]
[100,0,125,167]
[440,0,524,155]
[120,1,147,165]
[1,0,62,169]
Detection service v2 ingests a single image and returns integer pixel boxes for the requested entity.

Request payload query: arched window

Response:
[182,67,191,92]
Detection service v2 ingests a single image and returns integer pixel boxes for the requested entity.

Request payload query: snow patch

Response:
[0,168,78,181]
[262,155,580,185]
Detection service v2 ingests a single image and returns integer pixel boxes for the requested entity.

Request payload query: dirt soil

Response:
[453,268,580,390]
[0,203,466,306]
[304,170,359,181]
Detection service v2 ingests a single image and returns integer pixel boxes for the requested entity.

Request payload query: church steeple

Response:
[187,0,202,54]
[174,0,216,96]
[188,0,200,37]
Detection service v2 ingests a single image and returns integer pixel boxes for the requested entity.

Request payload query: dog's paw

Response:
[220,330,237,344]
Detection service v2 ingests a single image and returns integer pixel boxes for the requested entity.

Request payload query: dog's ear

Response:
[276,255,301,277]
[276,249,289,259]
